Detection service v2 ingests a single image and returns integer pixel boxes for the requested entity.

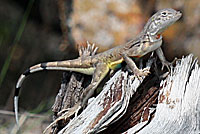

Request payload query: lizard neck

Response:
[123,33,163,58]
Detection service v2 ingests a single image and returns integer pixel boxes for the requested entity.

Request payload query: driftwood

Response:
[49,54,200,134]
[124,54,200,134]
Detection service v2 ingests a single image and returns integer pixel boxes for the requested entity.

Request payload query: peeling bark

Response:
[48,42,98,133]
[124,55,200,134]
[50,54,200,134]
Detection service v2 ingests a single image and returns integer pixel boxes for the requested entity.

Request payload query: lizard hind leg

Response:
[81,62,109,107]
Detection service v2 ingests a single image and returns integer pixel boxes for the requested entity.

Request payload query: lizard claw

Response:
[161,61,171,71]
[161,57,178,71]
[75,105,82,117]
[134,68,150,82]
[134,68,150,79]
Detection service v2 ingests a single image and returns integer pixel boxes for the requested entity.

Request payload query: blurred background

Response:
[0,0,200,133]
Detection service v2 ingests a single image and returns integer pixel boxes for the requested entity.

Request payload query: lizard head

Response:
[143,8,182,37]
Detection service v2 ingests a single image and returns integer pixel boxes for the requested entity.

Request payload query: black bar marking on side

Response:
[129,41,140,48]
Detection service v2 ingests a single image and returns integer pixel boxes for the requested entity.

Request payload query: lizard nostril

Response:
[176,11,182,16]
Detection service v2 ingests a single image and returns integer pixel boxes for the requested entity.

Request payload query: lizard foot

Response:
[161,57,178,71]
[161,60,171,71]
[43,102,81,134]
[134,68,150,81]
[134,68,150,77]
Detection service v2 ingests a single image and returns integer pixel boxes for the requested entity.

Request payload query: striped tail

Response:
[14,60,95,125]
[14,62,59,125]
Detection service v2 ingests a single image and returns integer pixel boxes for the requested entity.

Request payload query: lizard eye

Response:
[161,12,167,16]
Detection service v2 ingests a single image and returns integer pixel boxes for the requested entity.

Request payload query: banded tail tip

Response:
[14,96,19,125]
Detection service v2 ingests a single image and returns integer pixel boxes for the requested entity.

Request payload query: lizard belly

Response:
[69,67,95,75]
[107,58,124,70]
[46,67,95,75]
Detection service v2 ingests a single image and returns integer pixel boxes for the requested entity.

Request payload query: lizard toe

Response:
[135,68,150,77]
[161,61,172,71]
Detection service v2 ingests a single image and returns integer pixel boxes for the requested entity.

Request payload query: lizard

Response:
[14,8,182,125]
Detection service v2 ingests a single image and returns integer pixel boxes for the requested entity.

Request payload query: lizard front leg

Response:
[156,47,172,71]
[81,62,109,107]
[121,54,150,77]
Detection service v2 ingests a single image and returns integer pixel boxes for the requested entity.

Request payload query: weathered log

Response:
[50,54,200,134]
[124,54,200,134]
[58,71,139,134]
[52,56,154,133]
